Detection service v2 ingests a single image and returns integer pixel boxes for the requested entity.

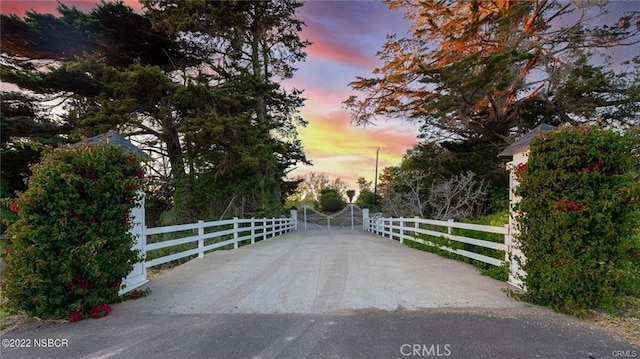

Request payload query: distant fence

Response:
[364,216,519,287]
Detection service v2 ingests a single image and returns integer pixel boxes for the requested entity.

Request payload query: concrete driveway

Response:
[125,230,523,314]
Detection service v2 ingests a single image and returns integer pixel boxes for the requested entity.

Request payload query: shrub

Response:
[515,127,639,314]
[2,144,144,320]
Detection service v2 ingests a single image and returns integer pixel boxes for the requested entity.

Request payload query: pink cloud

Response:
[304,39,377,68]
[1,1,144,16]
[298,1,409,68]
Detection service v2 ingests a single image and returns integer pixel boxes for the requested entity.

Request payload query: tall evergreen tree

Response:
[1,1,311,221]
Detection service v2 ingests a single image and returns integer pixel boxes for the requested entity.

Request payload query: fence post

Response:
[362,207,370,231]
[290,208,298,231]
[350,203,354,230]
[263,217,268,240]
[233,217,239,249]
[198,220,204,258]
[327,216,330,231]
[447,218,454,235]
[250,217,256,244]
[414,216,419,236]
[399,217,404,244]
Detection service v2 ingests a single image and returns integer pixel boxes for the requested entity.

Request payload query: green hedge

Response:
[515,127,639,315]
[2,144,144,321]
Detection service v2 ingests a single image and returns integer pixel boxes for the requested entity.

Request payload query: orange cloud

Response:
[292,110,419,189]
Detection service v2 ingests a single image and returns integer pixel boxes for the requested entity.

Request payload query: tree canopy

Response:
[345,0,640,143]
[1,0,311,223]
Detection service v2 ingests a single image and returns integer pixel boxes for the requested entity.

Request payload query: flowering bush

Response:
[2,144,144,320]
[515,127,639,314]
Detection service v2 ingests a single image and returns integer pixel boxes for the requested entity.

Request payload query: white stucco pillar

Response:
[120,191,148,294]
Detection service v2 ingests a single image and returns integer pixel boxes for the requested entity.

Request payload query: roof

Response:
[77,131,148,159]
[498,124,556,157]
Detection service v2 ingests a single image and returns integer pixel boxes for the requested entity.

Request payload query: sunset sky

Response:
[3,1,637,192]
[0,0,420,191]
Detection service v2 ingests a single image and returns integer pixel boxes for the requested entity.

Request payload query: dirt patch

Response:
[589,299,640,346]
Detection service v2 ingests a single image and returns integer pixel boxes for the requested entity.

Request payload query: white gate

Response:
[300,204,363,230]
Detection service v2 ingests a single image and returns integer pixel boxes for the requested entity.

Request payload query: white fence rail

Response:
[143,216,295,269]
[364,217,510,267]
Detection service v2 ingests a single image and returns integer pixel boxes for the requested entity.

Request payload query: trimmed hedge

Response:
[2,144,144,320]
[515,127,639,314]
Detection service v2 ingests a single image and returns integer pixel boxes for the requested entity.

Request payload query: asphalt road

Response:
[1,231,637,358]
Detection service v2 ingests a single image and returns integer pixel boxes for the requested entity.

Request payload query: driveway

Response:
[124,230,523,314]
[2,230,636,358]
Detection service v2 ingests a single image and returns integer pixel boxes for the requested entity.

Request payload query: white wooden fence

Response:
[122,210,297,293]
[144,216,296,269]
[364,217,514,276]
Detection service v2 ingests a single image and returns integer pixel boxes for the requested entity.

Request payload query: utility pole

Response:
[374,147,379,209]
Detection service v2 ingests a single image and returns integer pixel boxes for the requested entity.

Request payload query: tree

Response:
[0,92,73,195]
[141,0,311,218]
[354,176,381,208]
[318,187,346,213]
[379,144,493,218]
[346,189,356,203]
[1,1,311,222]
[0,2,191,215]
[345,1,640,143]
[382,170,431,217]
[286,172,348,209]
[428,172,487,220]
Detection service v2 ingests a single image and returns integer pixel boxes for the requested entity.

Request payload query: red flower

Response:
[122,217,130,226]
[88,303,112,319]
[514,163,527,179]
[69,311,84,322]
[556,199,587,213]
[111,279,122,288]
[75,275,93,290]
[9,201,18,213]
[135,168,144,178]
